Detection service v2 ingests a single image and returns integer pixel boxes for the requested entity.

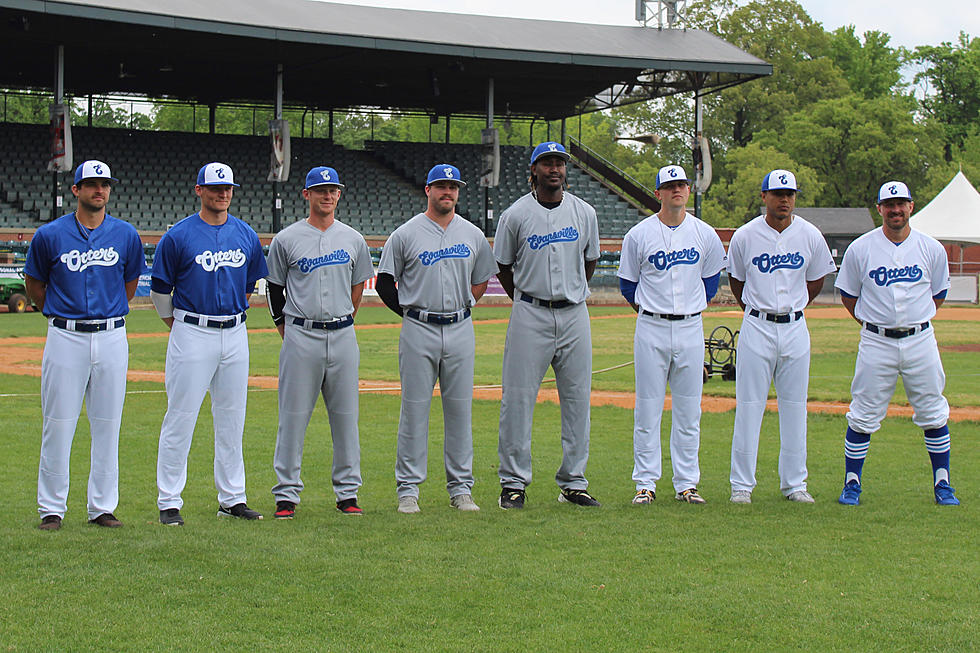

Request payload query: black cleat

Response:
[274,501,296,519]
[159,508,184,526]
[217,503,263,520]
[498,488,526,510]
[558,488,601,507]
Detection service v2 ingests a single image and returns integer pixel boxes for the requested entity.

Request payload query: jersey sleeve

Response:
[123,227,147,282]
[806,228,837,281]
[834,241,862,297]
[470,235,498,285]
[377,230,401,278]
[23,229,51,282]
[583,205,600,262]
[151,232,178,286]
[929,239,951,295]
[700,227,727,278]
[351,236,375,286]
[265,235,289,286]
[492,209,517,266]
[245,231,269,285]
[616,229,640,283]
[726,231,746,282]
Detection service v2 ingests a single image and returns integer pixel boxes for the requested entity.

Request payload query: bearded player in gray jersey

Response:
[266,166,374,519]
[377,164,497,514]
[494,142,601,510]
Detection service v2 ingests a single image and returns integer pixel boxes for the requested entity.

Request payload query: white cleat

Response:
[730,490,752,504]
[397,496,421,514]
[450,494,480,512]
[786,490,815,503]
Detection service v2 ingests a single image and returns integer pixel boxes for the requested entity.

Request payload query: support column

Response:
[328,109,334,142]
[272,64,284,233]
[693,89,703,220]
[51,45,64,221]
[484,78,494,236]
[445,114,451,143]
[208,103,216,134]
[561,118,566,145]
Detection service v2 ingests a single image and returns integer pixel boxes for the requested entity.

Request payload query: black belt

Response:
[519,292,572,309]
[641,310,701,321]
[406,308,471,325]
[292,315,354,330]
[749,308,803,324]
[865,322,930,339]
[51,318,125,332]
[183,312,246,329]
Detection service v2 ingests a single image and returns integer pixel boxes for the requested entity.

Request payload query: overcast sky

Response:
[320,0,978,51]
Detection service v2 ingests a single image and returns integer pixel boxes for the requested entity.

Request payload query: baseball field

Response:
[0,305,976,651]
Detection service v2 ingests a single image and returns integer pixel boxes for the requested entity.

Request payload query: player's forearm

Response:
[24,276,46,312]
[840,294,861,324]
[496,265,515,299]
[351,282,365,316]
[375,273,403,316]
[471,281,488,303]
[124,278,139,302]
[584,258,597,282]
[806,278,825,306]
[729,278,746,310]
[267,282,287,326]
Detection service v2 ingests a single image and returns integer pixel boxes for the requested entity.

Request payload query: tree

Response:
[913,33,980,160]
[827,26,906,99]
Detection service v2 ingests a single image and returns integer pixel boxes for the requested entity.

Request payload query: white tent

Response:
[909,171,980,244]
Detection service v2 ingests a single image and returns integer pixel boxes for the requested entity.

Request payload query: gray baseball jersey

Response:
[378,213,497,311]
[493,193,600,303]
[268,218,374,507]
[379,213,497,504]
[494,191,599,494]
[266,219,374,320]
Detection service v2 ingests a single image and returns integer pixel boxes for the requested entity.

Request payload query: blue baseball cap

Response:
[74,160,118,184]
[305,166,345,190]
[877,181,912,203]
[197,162,240,187]
[655,165,690,189]
[426,164,466,186]
[761,169,798,192]
[530,141,570,165]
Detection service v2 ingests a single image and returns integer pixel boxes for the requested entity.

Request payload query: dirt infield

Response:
[3,305,979,421]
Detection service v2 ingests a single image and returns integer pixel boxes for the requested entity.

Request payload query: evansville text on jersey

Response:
[526,226,580,251]
[418,243,472,266]
[297,249,352,273]
[60,247,120,272]
[195,248,247,272]
[751,251,805,274]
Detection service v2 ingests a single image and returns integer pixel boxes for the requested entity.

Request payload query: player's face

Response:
[304,185,342,218]
[426,181,460,214]
[655,180,690,208]
[877,198,913,232]
[532,156,566,192]
[196,184,234,213]
[72,179,111,212]
[762,189,796,220]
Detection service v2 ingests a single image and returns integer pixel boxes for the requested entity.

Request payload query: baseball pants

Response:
[157,318,249,510]
[498,299,592,491]
[273,321,361,504]
[37,323,128,520]
[846,327,948,434]
[633,314,704,493]
[730,311,810,495]
[395,316,475,499]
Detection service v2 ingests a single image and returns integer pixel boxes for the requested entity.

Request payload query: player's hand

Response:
[277,323,285,339]
[163,317,174,330]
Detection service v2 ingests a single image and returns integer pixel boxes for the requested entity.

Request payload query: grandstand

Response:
[0,122,647,237]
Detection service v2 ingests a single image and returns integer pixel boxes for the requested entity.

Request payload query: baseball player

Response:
[151,162,269,525]
[267,166,374,519]
[376,164,497,514]
[727,169,836,504]
[835,181,958,506]
[617,165,726,505]
[494,141,601,510]
[25,160,145,531]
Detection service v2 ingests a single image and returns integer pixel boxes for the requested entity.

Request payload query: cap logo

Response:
[215,167,226,180]
[779,174,788,185]
[93,164,103,175]
[889,184,898,195]
[669,168,677,178]
[321,170,332,181]
[548,143,558,152]
[444,167,454,179]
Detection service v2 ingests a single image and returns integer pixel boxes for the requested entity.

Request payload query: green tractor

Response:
[0,274,36,313]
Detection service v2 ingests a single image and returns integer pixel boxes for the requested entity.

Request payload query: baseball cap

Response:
[305,166,345,190]
[761,169,798,192]
[877,181,912,203]
[530,141,570,165]
[196,162,240,187]
[426,164,466,186]
[74,160,118,184]
[655,165,690,189]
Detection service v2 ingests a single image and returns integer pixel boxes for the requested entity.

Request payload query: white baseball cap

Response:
[197,162,240,187]
[655,165,690,189]
[74,160,118,184]
[761,169,798,192]
[877,181,912,203]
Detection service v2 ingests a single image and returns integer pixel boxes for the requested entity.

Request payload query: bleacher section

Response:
[1,123,646,237]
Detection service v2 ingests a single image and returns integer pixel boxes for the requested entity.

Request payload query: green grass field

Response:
[0,306,976,651]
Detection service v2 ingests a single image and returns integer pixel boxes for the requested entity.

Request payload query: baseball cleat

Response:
[159,508,184,526]
[450,494,480,512]
[274,501,296,519]
[675,488,706,504]
[498,488,526,510]
[730,490,752,504]
[397,496,421,514]
[934,480,960,506]
[336,498,363,515]
[558,488,601,507]
[632,489,655,505]
[838,481,862,506]
[786,490,815,503]
[217,503,263,520]
[38,515,62,531]
[89,513,123,527]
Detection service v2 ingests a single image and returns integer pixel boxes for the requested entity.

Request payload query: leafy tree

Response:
[827,26,906,99]
[913,33,980,159]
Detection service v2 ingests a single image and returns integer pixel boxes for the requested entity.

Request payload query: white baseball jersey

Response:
[728,215,836,313]
[617,213,726,314]
[266,219,374,321]
[378,213,497,312]
[493,193,600,303]
[835,228,949,327]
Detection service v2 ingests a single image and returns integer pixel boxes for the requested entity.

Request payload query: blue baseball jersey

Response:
[24,212,146,319]
[151,213,268,315]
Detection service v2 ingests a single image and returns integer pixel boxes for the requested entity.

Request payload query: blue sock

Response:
[924,425,951,485]
[844,427,871,484]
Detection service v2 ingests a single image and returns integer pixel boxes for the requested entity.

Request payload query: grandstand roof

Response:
[0,0,771,119]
